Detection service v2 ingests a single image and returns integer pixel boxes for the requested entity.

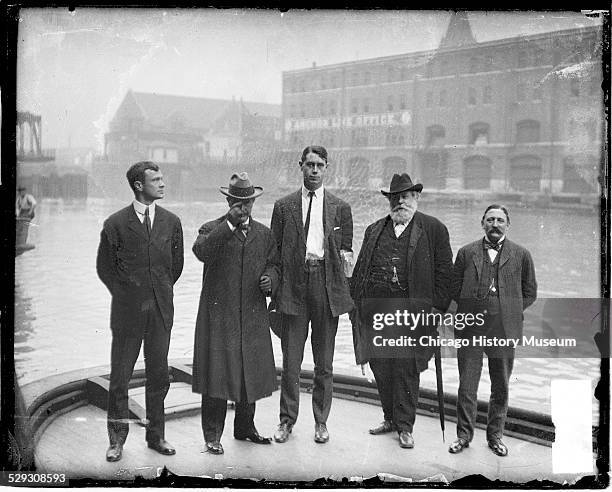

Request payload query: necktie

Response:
[144,207,151,237]
[304,191,315,239]
[239,222,250,237]
[484,241,501,251]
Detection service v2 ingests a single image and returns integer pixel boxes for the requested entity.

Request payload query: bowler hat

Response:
[220,172,264,200]
[380,173,423,196]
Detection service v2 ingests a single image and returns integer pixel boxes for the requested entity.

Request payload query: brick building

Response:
[280,13,604,198]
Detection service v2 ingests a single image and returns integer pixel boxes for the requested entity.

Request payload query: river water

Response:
[14,191,601,420]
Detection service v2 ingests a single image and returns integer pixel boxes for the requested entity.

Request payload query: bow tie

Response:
[239,223,250,232]
[485,241,502,251]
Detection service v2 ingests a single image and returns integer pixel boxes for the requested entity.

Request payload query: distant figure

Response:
[96,161,184,462]
[349,173,453,449]
[15,186,36,219]
[449,204,537,457]
[270,145,354,445]
[192,172,279,455]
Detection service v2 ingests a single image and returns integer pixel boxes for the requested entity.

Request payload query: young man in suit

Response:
[349,173,453,449]
[448,204,537,457]
[271,145,354,444]
[192,173,279,455]
[96,161,184,462]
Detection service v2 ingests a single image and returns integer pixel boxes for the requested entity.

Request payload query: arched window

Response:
[425,125,445,147]
[516,120,540,143]
[469,122,490,145]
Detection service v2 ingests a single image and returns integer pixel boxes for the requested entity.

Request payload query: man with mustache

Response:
[448,204,537,457]
[350,173,453,448]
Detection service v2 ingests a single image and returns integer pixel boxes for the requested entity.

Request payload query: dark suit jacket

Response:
[96,205,184,335]
[350,211,453,368]
[452,238,537,339]
[270,189,354,317]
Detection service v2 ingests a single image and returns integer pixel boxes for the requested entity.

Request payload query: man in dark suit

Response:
[192,172,279,455]
[350,173,453,449]
[270,145,354,444]
[448,204,537,457]
[96,161,184,462]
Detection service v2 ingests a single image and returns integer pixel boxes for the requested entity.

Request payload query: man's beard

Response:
[390,205,415,225]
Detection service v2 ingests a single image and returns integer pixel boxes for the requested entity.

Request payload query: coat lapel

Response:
[289,191,306,245]
[324,191,337,239]
[406,214,422,267]
[472,240,484,279]
[150,207,167,240]
[127,206,149,240]
[498,239,512,268]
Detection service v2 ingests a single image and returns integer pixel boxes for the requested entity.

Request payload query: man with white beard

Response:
[349,173,453,449]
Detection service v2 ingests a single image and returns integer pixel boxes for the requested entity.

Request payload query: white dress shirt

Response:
[393,222,408,238]
[132,200,156,227]
[485,235,505,262]
[227,217,250,236]
[302,185,325,259]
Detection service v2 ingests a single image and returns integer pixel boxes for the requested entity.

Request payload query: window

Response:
[329,100,337,116]
[570,79,580,97]
[533,84,543,101]
[363,98,370,113]
[386,127,404,146]
[289,104,296,118]
[400,66,407,80]
[330,74,338,88]
[533,47,545,66]
[320,76,327,90]
[299,79,305,92]
[469,56,479,73]
[516,119,540,143]
[399,94,407,110]
[320,101,326,116]
[364,72,371,85]
[351,98,358,114]
[517,82,527,102]
[387,95,394,112]
[439,90,447,107]
[518,51,528,68]
[351,128,367,146]
[387,66,395,82]
[425,125,445,147]
[351,72,359,86]
[300,104,305,118]
[483,86,492,104]
[426,91,433,108]
[468,87,477,106]
[469,122,490,145]
[483,54,493,72]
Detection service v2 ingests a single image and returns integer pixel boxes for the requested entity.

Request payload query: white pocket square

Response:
[333,226,340,231]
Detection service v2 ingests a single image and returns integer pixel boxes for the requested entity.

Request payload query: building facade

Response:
[280,13,604,197]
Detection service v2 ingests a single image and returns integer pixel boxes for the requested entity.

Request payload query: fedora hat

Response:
[380,173,423,196]
[220,172,264,200]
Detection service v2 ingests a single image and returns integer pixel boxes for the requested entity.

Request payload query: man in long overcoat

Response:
[448,204,537,457]
[192,172,279,455]
[350,173,453,449]
[270,145,354,444]
[97,161,184,462]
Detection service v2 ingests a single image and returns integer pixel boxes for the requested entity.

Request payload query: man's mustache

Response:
[392,204,413,212]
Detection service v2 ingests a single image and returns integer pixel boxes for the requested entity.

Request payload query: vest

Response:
[368,219,412,293]
[477,244,501,314]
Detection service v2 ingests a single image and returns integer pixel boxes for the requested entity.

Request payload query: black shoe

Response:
[106,443,123,462]
[205,440,224,455]
[147,439,176,456]
[274,422,293,443]
[314,423,329,443]
[234,430,272,444]
[488,438,508,457]
[448,438,470,454]
[398,431,414,449]
[369,420,395,435]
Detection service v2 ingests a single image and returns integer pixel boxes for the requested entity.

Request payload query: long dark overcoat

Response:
[191,216,280,403]
[350,211,453,370]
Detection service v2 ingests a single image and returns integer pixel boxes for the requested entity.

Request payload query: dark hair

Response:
[300,146,328,163]
[482,204,510,224]
[126,161,159,191]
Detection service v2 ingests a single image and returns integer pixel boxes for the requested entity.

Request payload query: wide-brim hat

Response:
[380,173,423,196]
[220,172,264,200]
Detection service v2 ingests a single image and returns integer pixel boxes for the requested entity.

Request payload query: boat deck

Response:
[23,361,590,484]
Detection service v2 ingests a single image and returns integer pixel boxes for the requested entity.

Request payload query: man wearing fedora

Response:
[192,172,280,455]
[97,161,184,462]
[448,204,537,457]
[350,173,453,449]
[270,145,354,444]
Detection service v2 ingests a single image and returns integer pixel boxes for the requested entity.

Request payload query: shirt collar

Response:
[302,185,324,199]
[484,235,505,246]
[133,199,156,215]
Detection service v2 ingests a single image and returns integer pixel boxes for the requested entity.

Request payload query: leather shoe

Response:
[147,439,176,456]
[234,429,272,444]
[369,420,396,435]
[314,423,329,443]
[106,443,123,462]
[273,422,293,443]
[448,438,470,454]
[488,438,508,457]
[205,440,224,455]
[398,431,414,449]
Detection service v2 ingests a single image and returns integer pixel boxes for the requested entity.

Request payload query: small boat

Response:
[16,358,584,485]
[16,218,35,256]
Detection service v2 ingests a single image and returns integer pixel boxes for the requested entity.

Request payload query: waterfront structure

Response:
[280,13,604,199]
